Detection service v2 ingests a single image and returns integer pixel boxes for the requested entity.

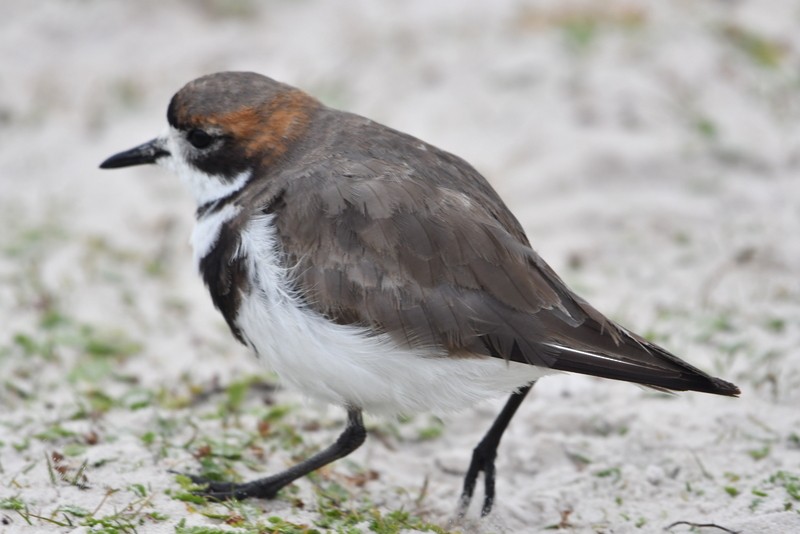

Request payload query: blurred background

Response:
[1,1,799,532]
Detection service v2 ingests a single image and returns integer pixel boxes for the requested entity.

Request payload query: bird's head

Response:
[100,71,320,206]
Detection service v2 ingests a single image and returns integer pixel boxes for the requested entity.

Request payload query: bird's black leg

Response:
[183,408,366,501]
[459,383,533,517]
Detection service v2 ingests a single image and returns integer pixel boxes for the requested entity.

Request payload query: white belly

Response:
[236,291,547,416]
[221,212,548,416]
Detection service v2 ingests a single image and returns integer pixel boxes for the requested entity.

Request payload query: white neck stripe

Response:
[190,203,242,271]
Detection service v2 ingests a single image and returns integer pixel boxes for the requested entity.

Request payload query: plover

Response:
[100,71,739,516]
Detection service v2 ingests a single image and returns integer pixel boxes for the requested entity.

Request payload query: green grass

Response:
[167,476,450,534]
[2,489,170,532]
[721,24,787,68]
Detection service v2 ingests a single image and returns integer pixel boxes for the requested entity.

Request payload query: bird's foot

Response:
[457,443,497,517]
[171,471,283,501]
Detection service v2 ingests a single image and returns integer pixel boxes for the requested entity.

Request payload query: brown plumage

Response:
[100,71,739,515]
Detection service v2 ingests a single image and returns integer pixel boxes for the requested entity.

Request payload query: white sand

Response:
[1,1,799,532]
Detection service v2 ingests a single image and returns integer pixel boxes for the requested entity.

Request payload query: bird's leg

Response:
[459,383,533,517]
[183,408,366,501]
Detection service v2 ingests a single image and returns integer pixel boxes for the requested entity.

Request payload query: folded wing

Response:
[268,121,739,397]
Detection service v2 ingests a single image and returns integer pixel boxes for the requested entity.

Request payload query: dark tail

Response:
[538,313,740,397]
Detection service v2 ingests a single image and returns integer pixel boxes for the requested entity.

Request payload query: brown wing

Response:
[265,116,739,396]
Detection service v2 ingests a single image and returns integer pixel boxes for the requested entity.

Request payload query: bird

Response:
[100,71,740,517]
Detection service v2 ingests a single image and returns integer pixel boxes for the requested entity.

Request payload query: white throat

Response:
[157,127,251,206]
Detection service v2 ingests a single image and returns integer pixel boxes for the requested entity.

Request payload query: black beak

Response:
[99,138,170,169]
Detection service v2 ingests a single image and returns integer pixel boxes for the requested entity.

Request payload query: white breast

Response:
[225,213,548,416]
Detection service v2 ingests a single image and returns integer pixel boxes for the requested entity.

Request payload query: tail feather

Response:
[541,341,740,396]
[536,310,741,397]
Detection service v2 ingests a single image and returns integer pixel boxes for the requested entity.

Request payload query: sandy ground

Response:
[1,1,799,533]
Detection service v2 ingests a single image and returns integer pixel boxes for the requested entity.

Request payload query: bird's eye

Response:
[187,128,214,149]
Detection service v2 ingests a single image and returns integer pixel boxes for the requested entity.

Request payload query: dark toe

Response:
[169,470,251,500]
